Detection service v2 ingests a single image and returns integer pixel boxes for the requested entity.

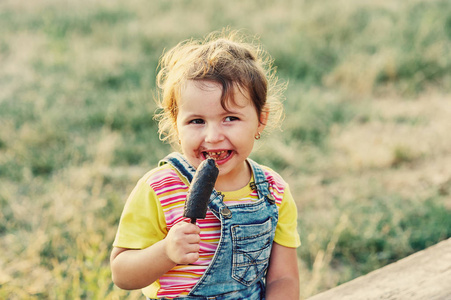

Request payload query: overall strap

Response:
[159,153,274,205]
[247,158,275,204]
[159,152,196,183]
[159,152,225,217]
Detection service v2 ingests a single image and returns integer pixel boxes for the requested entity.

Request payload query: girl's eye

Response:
[225,116,239,122]
[189,119,204,125]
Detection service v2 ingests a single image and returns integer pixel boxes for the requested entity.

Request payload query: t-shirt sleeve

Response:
[274,184,301,248]
[113,175,167,249]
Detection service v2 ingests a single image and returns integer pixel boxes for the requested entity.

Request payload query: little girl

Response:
[110,30,301,300]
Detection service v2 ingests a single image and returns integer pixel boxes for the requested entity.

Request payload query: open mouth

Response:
[203,150,232,161]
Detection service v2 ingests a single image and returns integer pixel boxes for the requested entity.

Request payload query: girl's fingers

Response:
[187,232,201,244]
[184,252,200,264]
[165,221,202,264]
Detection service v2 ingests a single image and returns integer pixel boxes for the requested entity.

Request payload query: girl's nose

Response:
[204,124,224,143]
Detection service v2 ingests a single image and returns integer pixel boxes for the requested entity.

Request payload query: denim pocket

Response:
[231,218,273,286]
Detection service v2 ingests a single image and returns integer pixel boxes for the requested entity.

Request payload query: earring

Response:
[254,132,261,140]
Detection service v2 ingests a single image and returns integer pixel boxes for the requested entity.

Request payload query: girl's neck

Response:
[215,161,252,192]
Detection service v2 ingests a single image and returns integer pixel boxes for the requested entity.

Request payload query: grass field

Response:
[1,0,450,299]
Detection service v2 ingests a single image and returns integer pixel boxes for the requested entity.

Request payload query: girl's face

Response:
[176,80,267,191]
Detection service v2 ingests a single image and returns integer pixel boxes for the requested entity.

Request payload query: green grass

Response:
[1,0,450,299]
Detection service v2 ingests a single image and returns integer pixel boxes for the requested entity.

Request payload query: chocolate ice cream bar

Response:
[183,158,219,224]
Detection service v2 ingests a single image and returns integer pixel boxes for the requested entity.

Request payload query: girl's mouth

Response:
[202,150,232,162]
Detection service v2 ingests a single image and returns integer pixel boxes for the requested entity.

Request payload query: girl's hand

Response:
[165,221,201,265]
[110,223,200,290]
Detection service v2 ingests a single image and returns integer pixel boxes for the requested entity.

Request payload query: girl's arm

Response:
[110,221,201,290]
[265,242,300,300]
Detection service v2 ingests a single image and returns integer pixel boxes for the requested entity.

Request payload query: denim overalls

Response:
[154,152,279,300]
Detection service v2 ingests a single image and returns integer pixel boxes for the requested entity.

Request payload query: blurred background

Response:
[0,0,450,299]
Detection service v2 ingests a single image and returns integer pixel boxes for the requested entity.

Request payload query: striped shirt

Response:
[113,163,300,298]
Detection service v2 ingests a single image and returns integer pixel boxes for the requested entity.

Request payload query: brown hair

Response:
[155,29,285,146]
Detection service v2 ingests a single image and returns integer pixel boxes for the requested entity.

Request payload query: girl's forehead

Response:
[180,80,222,96]
[179,80,253,108]
[188,80,221,91]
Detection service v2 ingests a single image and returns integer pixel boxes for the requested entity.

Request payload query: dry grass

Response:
[1,0,450,299]
[282,92,451,297]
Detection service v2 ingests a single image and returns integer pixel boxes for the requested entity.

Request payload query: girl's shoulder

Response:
[139,163,189,192]
[256,163,288,189]
[254,163,290,206]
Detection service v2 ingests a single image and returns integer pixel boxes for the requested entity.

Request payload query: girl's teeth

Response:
[210,151,224,156]
[205,150,227,160]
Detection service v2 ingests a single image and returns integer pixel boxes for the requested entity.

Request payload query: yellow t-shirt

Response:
[113,163,300,298]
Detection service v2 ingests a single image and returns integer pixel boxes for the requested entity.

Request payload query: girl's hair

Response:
[155,29,285,146]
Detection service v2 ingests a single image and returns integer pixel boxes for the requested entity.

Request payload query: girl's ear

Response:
[257,107,269,133]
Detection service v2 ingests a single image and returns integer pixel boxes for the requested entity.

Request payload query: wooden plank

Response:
[307,238,451,300]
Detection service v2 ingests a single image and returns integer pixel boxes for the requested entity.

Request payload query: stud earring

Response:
[254,132,261,140]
